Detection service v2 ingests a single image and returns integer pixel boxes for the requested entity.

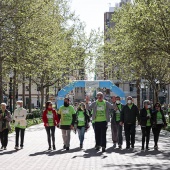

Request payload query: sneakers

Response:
[95,146,101,151]
[14,146,19,150]
[113,143,116,149]
[53,145,56,150]
[48,147,52,151]
[102,147,106,152]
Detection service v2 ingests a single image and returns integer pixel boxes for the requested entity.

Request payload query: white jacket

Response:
[13,108,27,127]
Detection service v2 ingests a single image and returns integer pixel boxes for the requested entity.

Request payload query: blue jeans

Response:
[77,127,85,145]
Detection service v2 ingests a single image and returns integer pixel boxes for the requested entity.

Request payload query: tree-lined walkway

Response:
[0,123,170,170]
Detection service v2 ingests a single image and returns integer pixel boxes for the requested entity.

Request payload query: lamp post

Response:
[9,71,14,113]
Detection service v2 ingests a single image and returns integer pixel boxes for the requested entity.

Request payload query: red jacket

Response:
[42,109,59,127]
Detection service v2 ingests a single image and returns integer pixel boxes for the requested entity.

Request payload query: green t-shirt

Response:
[59,105,75,125]
[47,111,54,126]
[128,104,133,109]
[116,104,122,122]
[95,100,106,122]
[146,109,151,126]
[77,111,85,126]
[157,111,163,124]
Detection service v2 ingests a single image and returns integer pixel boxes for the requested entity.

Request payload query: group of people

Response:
[0,92,167,153]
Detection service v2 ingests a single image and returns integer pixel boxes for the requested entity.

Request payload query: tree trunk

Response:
[136,79,140,109]
[40,86,44,111]
[12,69,17,112]
[0,60,3,103]
[28,76,32,113]
[22,74,25,108]
[46,86,49,102]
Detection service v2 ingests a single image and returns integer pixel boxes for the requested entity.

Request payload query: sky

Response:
[70,0,121,33]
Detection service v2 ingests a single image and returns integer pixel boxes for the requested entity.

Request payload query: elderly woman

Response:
[152,102,167,150]
[140,100,152,151]
[0,103,12,150]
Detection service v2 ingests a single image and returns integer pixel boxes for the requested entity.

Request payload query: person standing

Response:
[152,102,167,150]
[140,100,152,151]
[58,98,76,150]
[76,103,90,149]
[86,92,115,152]
[111,96,124,149]
[42,101,59,150]
[120,96,139,149]
[13,101,27,150]
[0,103,12,150]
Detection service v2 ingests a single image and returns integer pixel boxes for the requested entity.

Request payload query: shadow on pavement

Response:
[103,163,170,169]
[29,147,81,157]
[83,148,106,158]
[106,147,138,155]
[0,150,18,155]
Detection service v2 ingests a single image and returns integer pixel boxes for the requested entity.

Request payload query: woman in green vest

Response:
[76,103,90,149]
[152,102,167,150]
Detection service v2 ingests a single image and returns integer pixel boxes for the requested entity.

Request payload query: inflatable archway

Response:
[56,80,126,108]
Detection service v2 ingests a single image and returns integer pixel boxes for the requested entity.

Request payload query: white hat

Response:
[1,103,7,106]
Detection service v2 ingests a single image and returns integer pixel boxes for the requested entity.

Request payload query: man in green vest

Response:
[58,98,76,150]
[86,92,115,152]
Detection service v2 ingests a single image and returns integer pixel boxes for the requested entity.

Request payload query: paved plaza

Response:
[0,123,170,170]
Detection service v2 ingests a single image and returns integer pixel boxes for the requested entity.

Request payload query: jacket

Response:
[0,109,12,132]
[140,108,152,127]
[86,100,115,123]
[111,104,124,124]
[42,109,59,127]
[13,108,27,128]
[120,104,139,124]
[152,110,167,128]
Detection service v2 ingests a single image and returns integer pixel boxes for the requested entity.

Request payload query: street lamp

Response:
[9,70,14,113]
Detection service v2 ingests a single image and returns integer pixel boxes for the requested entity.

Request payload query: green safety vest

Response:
[59,105,75,125]
[77,111,85,126]
[157,111,163,124]
[116,104,122,122]
[47,111,54,126]
[95,100,106,122]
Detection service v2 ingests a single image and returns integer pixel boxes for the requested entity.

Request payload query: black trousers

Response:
[152,124,162,147]
[15,127,25,147]
[45,126,55,147]
[95,121,107,148]
[124,123,136,147]
[141,126,151,148]
[0,129,9,147]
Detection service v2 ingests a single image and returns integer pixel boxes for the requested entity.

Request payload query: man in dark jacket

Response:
[120,96,139,149]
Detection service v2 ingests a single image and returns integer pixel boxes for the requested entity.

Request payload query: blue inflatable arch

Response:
[56,80,126,109]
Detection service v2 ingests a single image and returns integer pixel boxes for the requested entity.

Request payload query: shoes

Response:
[146,146,150,150]
[14,146,19,150]
[53,145,56,150]
[154,145,158,150]
[80,144,83,149]
[102,147,106,152]
[1,146,3,150]
[141,147,144,151]
[20,147,23,149]
[113,143,116,149]
[48,147,52,150]
[63,145,66,149]
[131,145,134,149]
[126,146,130,149]
[95,146,101,151]
[118,145,122,149]
[66,147,69,150]
[4,147,7,150]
